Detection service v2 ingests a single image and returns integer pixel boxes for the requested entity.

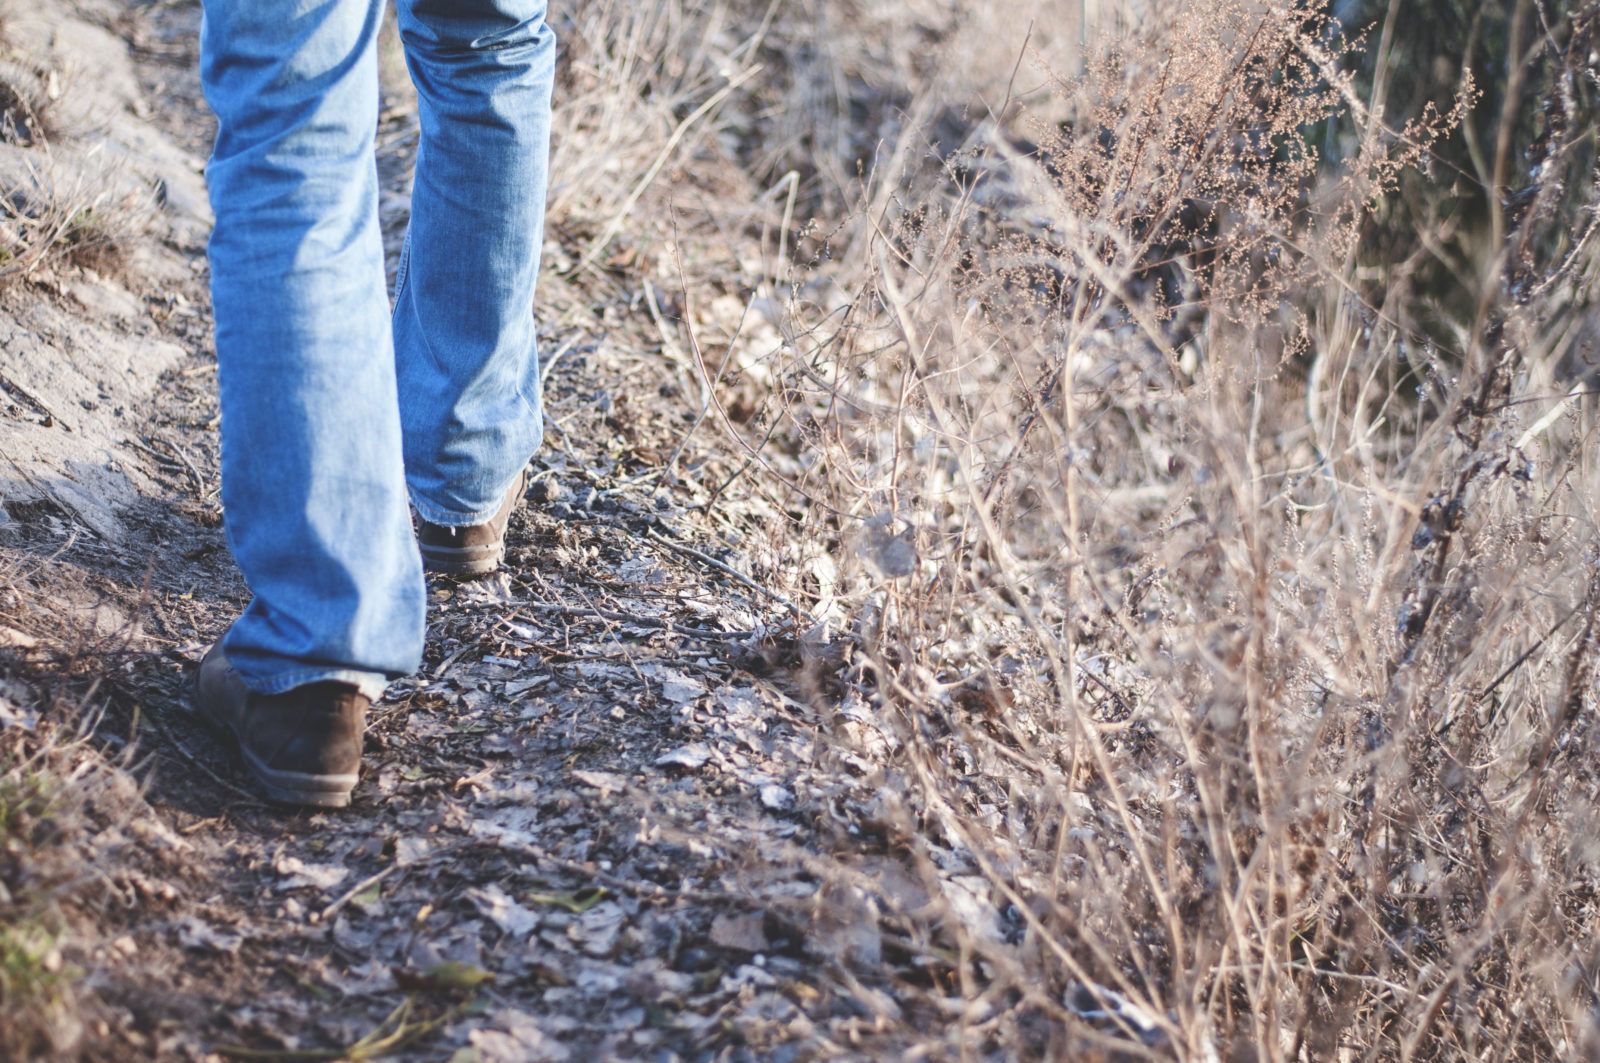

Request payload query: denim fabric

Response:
[200,0,553,697]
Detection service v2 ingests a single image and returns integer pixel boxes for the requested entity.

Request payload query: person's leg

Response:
[201,0,425,698]
[393,0,555,526]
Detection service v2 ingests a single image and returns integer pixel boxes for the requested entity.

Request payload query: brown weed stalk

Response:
[702,0,1600,1057]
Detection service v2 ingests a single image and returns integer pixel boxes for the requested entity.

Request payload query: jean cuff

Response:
[408,478,518,528]
[232,664,390,702]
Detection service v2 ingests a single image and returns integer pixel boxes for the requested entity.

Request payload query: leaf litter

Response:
[0,4,1124,1059]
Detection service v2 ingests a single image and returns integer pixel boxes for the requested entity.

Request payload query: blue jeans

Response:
[199,0,554,697]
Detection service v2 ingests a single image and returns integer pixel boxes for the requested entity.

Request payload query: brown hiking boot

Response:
[415,466,529,577]
[191,644,368,809]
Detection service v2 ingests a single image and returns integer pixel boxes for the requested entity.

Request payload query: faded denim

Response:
[200,0,553,696]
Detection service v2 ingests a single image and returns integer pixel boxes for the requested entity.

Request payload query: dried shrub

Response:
[0,156,149,286]
[0,22,148,287]
[682,0,1600,1056]
[0,723,122,1060]
[0,61,55,146]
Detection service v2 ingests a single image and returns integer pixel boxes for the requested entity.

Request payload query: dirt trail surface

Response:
[1,5,921,1061]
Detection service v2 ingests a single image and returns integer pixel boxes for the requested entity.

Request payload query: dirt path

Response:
[0,5,903,1060]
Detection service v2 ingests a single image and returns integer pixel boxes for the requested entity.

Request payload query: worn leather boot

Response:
[415,466,529,577]
[192,644,368,809]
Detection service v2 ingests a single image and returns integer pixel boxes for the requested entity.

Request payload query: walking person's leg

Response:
[394,0,555,575]
[196,0,425,806]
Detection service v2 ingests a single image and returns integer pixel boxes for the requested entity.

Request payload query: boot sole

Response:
[419,542,506,577]
[239,745,357,809]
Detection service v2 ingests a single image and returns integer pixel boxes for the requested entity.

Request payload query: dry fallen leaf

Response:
[173,916,244,954]
[569,901,627,957]
[655,743,713,771]
[525,887,609,914]
[469,884,540,938]
[709,912,769,954]
[758,784,794,811]
[275,856,350,893]
[393,960,496,994]
[571,770,627,796]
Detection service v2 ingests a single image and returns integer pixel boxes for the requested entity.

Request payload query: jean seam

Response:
[392,224,413,303]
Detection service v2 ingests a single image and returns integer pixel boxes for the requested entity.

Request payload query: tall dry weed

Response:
[667,0,1600,1057]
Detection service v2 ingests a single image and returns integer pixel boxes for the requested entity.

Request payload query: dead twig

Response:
[312,864,399,926]
[645,526,804,618]
[506,601,757,642]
